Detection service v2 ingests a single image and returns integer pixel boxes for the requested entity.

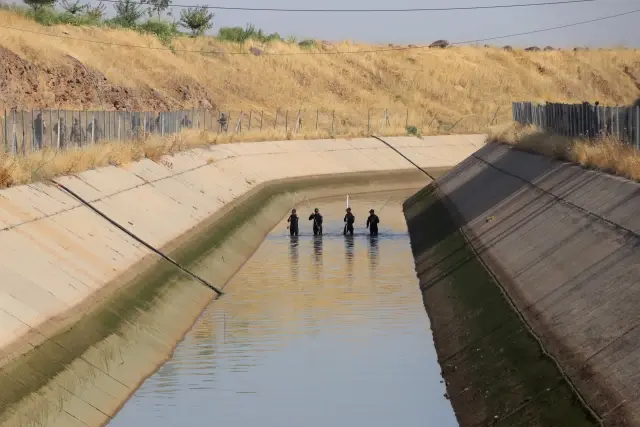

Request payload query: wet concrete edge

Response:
[402,182,601,427]
[0,168,438,426]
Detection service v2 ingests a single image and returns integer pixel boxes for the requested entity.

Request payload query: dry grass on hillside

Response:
[0,125,408,188]
[489,123,640,181]
[2,9,640,133]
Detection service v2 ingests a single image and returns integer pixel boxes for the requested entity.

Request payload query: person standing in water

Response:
[366,209,380,236]
[309,208,323,236]
[344,207,355,235]
[287,208,299,236]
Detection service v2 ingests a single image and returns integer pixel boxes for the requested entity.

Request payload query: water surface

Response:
[109,190,457,427]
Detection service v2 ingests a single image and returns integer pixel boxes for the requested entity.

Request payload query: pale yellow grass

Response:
[0,125,409,188]
[1,9,640,132]
[489,122,640,181]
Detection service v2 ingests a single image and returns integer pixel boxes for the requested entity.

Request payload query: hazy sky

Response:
[9,0,640,47]
[157,0,639,47]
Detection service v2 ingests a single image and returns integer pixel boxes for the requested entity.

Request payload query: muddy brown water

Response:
[107,189,457,427]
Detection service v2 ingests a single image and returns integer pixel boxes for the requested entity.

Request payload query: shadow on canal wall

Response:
[0,135,484,426]
[403,142,640,427]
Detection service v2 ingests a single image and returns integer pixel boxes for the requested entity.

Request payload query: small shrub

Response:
[27,6,59,25]
[298,39,315,49]
[217,23,282,44]
[406,125,421,137]
[217,26,249,43]
[138,19,178,45]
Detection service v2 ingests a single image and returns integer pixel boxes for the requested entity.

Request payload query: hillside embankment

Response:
[0,135,483,426]
[404,142,640,426]
[2,9,640,131]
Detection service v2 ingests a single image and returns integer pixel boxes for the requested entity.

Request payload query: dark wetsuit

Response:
[288,214,299,236]
[309,213,323,235]
[344,212,355,235]
[366,214,380,235]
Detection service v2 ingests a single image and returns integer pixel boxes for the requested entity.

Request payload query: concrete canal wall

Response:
[0,135,484,426]
[404,142,640,427]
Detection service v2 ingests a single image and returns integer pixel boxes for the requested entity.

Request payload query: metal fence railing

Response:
[512,101,640,148]
[0,107,426,156]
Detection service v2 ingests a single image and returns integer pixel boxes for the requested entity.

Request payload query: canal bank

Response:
[0,135,484,426]
[404,142,640,427]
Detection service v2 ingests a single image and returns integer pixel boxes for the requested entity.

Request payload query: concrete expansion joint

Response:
[51,179,224,296]
[471,153,640,242]
[431,180,604,426]
[0,136,483,426]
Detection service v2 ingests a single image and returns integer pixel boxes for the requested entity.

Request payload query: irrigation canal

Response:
[108,189,456,427]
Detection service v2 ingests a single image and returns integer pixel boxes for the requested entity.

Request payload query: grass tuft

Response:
[0,125,411,188]
[488,122,640,182]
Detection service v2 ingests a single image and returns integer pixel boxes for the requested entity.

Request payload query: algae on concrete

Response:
[403,184,598,427]
[0,169,429,427]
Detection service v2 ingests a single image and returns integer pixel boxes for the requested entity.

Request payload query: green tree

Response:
[86,1,106,20]
[179,5,213,37]
[60,0,87,14]
[23,0,56,11]
[114,0,143,27]
[146,0,171,19]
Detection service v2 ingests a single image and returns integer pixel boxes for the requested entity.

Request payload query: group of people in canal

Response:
[286,207,380,236]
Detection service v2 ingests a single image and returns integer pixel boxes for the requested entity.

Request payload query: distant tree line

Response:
[5,0,315,47]
[17,0,214,38]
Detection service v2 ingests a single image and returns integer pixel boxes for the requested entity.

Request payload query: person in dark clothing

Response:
[344,207,355,235]
[309,208,323,236]
[366,209,380,235]
[287,208,299,236]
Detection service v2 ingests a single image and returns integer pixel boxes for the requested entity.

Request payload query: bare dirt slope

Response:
[1,9,640,128]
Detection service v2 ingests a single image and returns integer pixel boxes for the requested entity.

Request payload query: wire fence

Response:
[0,107,432,156]
[512,101,640,148]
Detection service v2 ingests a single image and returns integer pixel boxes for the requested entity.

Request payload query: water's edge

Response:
[0,168,439,427]
[402,183,600,427]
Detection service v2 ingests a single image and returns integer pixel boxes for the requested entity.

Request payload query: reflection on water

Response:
[289,235,299,282]
[312,235,323,267]
[344,234,354,283]
[368,234,379,274]
[109,190,457,427]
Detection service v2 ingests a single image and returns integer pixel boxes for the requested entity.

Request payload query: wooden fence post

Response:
[635,106,640,149]
[2,109,6,153]
[21,110,26,155]
[331,110,335,133]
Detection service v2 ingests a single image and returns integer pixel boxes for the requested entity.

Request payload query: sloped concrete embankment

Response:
[0,135,484,426]
[404,142,640,427]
